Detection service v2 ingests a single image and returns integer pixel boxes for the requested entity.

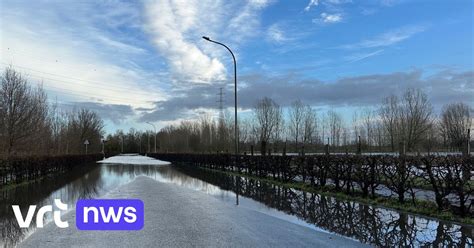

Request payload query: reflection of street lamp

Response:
[146,122,157,153]
[202,36,238,156]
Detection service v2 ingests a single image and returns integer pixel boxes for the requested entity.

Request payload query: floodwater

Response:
[0,162,472,247]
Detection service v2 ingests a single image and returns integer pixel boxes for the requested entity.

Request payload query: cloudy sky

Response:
[0,0,472,133]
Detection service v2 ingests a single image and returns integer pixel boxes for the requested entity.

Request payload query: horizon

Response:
[1,2,474,247]
[0,0,472,135]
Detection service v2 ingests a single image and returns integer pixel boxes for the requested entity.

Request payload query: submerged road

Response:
[19,176,368,248]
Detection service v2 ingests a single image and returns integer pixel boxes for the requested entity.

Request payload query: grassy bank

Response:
[198,166,474,226]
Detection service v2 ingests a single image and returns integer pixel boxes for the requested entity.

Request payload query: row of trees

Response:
[109,88,471,155]
[2,66,470,156]
[0,67,104,156]
[250,89,472,155]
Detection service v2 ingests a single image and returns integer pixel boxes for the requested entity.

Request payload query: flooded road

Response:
[1,161,473,247]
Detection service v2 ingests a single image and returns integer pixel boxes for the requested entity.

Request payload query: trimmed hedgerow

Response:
[0,154,102,186]
[149,153,473,217]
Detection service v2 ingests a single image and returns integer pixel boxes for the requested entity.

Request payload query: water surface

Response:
[0,162,472,247]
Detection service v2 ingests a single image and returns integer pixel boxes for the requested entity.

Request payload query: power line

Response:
[0,62,160,96]
[25,71,156,98]
[30,80,149,105]
[0,63,156,105]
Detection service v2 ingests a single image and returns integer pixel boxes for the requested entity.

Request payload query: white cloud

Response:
[315,12,343,23]
[96,35,147,54]
[326,0,352,3]
[0,1,165,112]
[144,0,271,85]
[249,0,272,8]
[344,49,384,62]
[266,24,289,43]
[342,25,426,49]
[227,0,272,42]
[143,1,225,84]
[305,0,320,11]
[361,8,377,15]
[305,0,352,11]
[380,0,400,7]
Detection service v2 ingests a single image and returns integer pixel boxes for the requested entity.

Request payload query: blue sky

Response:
[0,0,472,133]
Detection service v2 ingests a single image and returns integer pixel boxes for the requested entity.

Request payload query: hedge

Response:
[149,153,473,216]
[0,154,103,186]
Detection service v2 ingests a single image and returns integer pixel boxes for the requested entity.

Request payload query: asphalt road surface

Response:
[19,176,368,248]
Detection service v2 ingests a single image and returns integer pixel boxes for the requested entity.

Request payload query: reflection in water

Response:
[0,163,473,247]
[174,166,473,247]
[1,163,103,247]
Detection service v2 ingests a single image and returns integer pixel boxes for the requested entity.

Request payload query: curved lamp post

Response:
[146,122,157,153]
[202,36,238,156]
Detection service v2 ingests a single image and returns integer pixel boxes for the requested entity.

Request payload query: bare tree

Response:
[380,95,399,152]
[341,127,350,152]
[1,67,50,155]
[362,108,375,150]
[352,111,361,147]
[198,114,215,152]
[238,117,252,152]
[49,100,69,154]
[289,100,305,152]
[253,97,282,155]
[439,102,472,151]
[302,105,317,150]
[327,110,343,147]
[67,109,104,154]
[373,120,385,150]
[398,88,433,152]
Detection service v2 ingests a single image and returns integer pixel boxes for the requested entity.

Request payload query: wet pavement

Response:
[19,176,367,248]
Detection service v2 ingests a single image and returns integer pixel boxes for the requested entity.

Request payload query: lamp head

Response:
[202,36,210,41]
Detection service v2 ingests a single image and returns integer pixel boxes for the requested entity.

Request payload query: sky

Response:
[0,0,472,134]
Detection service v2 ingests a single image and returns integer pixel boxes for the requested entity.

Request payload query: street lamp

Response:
[202,36,238,155]
[146,122,157,153]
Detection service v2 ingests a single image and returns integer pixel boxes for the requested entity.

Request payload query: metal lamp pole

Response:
[146,122,157,153]
[202,36,238,156]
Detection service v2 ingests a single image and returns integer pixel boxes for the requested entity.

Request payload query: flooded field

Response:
[1,162,472,247]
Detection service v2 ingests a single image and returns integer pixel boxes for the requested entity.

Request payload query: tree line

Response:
[0,67,104,157]
[1,66,471,156]
[110,89,471,155]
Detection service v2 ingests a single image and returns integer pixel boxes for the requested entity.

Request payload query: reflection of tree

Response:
[0,163,101,247]
[175,166,473,247]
